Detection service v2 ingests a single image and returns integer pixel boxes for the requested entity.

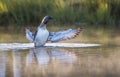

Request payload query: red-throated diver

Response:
[26,16,82,47]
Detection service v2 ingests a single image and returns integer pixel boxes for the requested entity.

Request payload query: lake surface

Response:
[0,43,120,77]
[0,26,120,77]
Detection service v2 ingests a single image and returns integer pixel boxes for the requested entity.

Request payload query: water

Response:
[0,43,101,50]
[0,26,120,77]
[0,44,120,77]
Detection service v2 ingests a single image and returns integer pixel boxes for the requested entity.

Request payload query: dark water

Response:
[0,45,120,77]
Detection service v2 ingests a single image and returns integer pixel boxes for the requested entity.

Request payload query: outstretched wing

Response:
[48,28,82,42]
[25,28,34,42]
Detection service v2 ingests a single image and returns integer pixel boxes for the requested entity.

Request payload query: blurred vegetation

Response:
[0,0,120,28]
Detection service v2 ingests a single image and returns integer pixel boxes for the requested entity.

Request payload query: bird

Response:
[26,16,82,47]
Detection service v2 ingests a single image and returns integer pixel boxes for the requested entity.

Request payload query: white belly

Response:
[35,29,49,46]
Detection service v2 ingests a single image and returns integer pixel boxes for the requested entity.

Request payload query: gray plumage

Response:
[26,16,82,47]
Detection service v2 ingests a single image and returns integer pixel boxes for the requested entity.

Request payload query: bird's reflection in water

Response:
[0,52,6,77]
[26,47,77,67]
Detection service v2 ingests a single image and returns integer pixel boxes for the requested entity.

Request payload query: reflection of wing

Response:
[48,28,82,42]
[25,28,34,42]
[51,48,77,62]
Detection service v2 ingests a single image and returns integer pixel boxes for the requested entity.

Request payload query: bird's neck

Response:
[38,23,47,30]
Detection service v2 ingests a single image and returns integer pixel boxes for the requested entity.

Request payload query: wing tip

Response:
[75,28,82,35]
[64,27,83,40]
[77,28,83,33]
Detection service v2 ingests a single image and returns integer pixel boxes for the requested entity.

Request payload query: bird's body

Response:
[26,16,82,47]
[34,25,49,46]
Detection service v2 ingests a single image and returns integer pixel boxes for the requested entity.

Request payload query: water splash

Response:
[0,43,101,51]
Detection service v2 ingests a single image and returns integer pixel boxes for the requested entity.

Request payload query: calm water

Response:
[0,45,120,77]
[0,26,120,77]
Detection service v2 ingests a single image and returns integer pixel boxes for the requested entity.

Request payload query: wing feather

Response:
[25,28,34,42]
[48,28,82,42]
